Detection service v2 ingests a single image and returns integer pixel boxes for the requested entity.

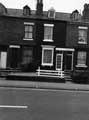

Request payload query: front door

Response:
[56,54,63,70]
[0,52,7,69]
[9,48,19,68]
[65,54,72,70]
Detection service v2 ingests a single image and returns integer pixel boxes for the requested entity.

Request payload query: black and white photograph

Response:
[0,0,89,119]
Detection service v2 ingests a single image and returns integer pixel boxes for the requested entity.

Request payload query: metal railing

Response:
[37,67,64,78]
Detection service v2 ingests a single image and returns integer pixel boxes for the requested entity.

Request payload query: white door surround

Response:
[56,48,75,71]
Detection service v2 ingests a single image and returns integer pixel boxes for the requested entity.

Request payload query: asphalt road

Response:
[0,81,89,120]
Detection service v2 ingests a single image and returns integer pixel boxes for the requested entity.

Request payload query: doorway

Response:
[65,53,72,70]
[9,48,19,68]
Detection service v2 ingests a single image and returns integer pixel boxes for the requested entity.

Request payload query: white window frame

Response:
[78,26,88,44]
[56,48,74,70]
[41,45,54,66]
[43,24,54,42]
[9,45,20,48]
[76,51,87,68]
[23,22,34,41]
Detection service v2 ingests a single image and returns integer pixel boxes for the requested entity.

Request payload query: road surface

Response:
[0,80,89,120]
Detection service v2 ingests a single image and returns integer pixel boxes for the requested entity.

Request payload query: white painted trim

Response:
[41,45,55,48]
[56,54,63,70]
[23,38,33,41]
[0,105,28,109]
[44,24,54,27]
[41,47,54,66]
[9,45,20,48]
[56,48,75,51]
[76,64,87,68]
[78,26,88,30]
[43,39,53,42]
[24,22,35,25]
[78,41,87,44]
[72,52,74,70]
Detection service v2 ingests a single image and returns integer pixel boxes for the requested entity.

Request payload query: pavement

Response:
[0,78,89,91]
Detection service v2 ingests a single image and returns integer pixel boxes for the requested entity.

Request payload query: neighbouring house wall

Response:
[66,21,89,70]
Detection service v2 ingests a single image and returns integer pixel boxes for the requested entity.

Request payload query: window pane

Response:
[43,49,52,64]
[28,33,32,39]
[25,33,29,38]
[25,26,29,31]
[28,26,33,32]
[44,26,53,40]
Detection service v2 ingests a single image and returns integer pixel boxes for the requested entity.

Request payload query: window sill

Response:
[23,38,33,41]
[78,42,87,44]
[43,39,53,42]
[42,63,53,66]
[76,64,87,68]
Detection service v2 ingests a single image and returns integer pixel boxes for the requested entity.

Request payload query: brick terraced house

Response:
[66,5,89,81]
[0,0,89,80]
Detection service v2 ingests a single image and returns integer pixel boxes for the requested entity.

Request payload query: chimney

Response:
[36,0,43,15]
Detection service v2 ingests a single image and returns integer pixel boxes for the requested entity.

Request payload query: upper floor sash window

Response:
[43,24,54,42]
[24,22,34,40]
[78,26,88,44]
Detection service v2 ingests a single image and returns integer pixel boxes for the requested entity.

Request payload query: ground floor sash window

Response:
[22,47,33,64]
[41,45,54,66]
[77,51,87,67]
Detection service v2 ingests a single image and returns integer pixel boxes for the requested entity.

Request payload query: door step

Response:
[64,71,72,81]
